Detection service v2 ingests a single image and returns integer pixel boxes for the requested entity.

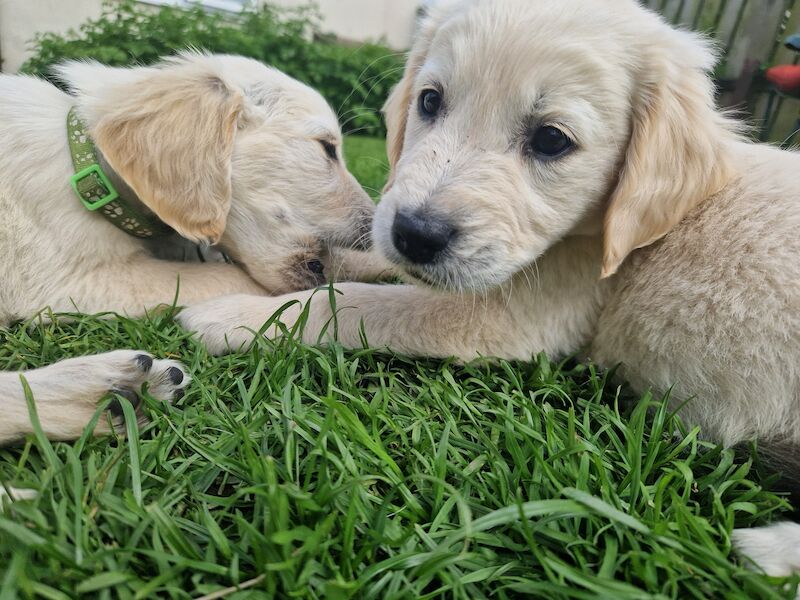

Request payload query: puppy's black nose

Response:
[391,210,455,264]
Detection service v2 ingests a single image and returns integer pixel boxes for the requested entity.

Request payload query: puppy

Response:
[0,52,375,323]
[0,52,379,447]
[180,0,800,576]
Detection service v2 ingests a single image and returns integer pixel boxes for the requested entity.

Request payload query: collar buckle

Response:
[70,163,119,211]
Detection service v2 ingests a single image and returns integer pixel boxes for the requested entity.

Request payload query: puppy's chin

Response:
[392,256,518,293]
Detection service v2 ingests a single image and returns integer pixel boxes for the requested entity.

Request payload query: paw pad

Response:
[166,366,184,385]
[108,387,141,418]
[136,354,153,372]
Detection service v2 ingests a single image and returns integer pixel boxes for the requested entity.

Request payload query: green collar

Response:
[67,108,172,239]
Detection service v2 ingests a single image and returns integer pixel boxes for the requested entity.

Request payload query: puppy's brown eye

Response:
[528,126,573,159]
[419,89,442,119]
[320,140,338,161]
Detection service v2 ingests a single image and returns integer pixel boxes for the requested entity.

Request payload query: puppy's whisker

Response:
[340,101,394,129]
[337,60,404,126]
[352,157,390,167]
[481,280,491,327]
[343,126,379,137]
[347,232,372,252]
[520,264,533,293]
[504,277,514,311]
[468,271,478,325]
[342,66,408,113]
[338,107,382,126]
[336,56,407,115]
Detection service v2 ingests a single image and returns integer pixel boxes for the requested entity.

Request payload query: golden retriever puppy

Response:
[180,0,800,573]
[0,52,380,447]
[0,52,375,323]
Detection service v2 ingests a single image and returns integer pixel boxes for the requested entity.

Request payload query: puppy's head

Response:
[376,0,736,290]
[59,53,374,293]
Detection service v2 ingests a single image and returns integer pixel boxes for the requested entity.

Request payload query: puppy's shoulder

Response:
[636,142,800,277]
[601,140,800,342]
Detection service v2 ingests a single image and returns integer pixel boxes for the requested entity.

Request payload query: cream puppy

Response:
[180,0,800,576]
[0,52,375,324]
[0,52,378,447]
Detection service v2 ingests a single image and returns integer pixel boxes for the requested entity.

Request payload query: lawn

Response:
[0,137,796,599]
[343,136,390,201]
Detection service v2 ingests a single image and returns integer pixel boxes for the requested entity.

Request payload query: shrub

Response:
[21,1,403,137]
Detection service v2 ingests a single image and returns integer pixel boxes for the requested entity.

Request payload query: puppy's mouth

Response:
[394,250,518,293]
[398,260,477,292]
[373,204,518,292]
[402,264,445,288]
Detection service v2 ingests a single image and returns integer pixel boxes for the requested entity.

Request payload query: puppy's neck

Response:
[95,148,226,259]
[95,150,157,220]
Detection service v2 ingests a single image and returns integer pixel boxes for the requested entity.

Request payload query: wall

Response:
[0,0,104,72]
[268,0,419,49]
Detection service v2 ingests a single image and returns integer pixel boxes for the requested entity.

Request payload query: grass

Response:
[344,136,390,200]
[0,136,797,599]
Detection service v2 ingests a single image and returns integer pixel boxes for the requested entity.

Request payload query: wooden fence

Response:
[641,0,800,145]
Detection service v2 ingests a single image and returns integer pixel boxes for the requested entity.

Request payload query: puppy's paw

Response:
[103,351,189,416]
[179,295,300,356]
[732,522,800,577]
[23,350,190,440]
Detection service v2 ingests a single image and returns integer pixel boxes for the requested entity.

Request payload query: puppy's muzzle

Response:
[391,210,456,265]
[352,211,374,250]
[329,208,374,250]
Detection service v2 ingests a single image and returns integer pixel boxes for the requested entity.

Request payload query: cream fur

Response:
[0,351,189,444]
[0,52,374,324]
[0,53,378,456]
[179,0,800,576]
[0,351,189,505]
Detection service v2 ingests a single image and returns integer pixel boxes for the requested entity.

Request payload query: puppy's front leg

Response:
[179,284,495,358]
[179,282,566,361]
[40,259,267,318]
[180,238,605,360]
[0,351,189,445]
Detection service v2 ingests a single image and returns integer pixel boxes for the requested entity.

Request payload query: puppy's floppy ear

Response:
[59,56,243,244]
[383,1,468,191]
[602,28,737,278]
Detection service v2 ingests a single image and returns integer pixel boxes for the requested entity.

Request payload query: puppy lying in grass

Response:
[179,0,800,578]
[0,53,384,445]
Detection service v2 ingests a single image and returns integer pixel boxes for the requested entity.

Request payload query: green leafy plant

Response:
[21,1,404,137]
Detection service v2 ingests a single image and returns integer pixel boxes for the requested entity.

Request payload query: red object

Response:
[765,64,800,94]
